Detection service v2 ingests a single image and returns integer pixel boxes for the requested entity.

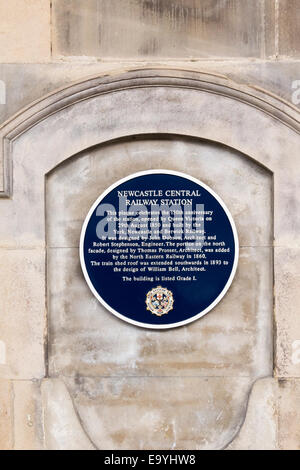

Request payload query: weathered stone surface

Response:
[275,247,300,377]
[41,378,95,450]
[52,0,274,59]
[0,378,13,450]
[0,66,298,449]
[13,381,44,450]
[0,0,50,63]
[214,61,300,107]
[0,64,117,126]
[227,378,278,450]
[47,137,273,379]
[44,132,273,449]
[0,0,297,451]
[0,249,45,379]
[65,376,251,450]
[278,379,300,450]
[278,0,300,58]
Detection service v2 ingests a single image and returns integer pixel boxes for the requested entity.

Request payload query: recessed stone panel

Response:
[47,136,273,381]
[52,0,274,59]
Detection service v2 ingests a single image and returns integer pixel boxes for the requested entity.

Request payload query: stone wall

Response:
[1,0,300,62]
[0,0,300,450]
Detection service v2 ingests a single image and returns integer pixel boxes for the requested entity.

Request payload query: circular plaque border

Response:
[79,169,239,329]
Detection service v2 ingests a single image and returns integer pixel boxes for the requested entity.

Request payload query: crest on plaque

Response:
[146,286,174,316]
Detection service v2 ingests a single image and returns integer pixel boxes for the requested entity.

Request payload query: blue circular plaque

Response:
[80,170,239,329]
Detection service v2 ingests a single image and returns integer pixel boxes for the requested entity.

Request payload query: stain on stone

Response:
[53,0,72,50]
[111,430,127,446]
[140,0,230,25]
[138,36,159,56]
[278,379,289,388]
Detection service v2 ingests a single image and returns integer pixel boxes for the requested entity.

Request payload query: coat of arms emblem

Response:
[146,286,174,316]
